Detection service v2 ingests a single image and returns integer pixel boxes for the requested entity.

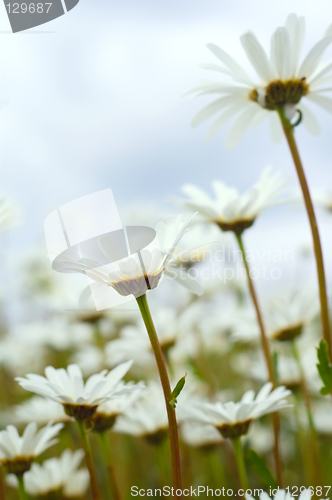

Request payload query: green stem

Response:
[75,419,101,500]
[17,475,28,500]
[136,294,182,497]
[98,431,122,500]
[291,341,322,486]
[232,437,248,490]
[235,232,283,486]
[278,109,332,360]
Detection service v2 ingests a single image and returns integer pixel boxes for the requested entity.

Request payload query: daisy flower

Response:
[178,166,287,234]
[189,14,332,146]
[89,381,145,432]
[16,361,134,420]
[11,396,71,426]
[180,382,291,439]
[180,422,223,449]
[114,381,169,444]
[231,289,319,342]
[0,422,63,476]
[55,214,203,298]
[246,489,327,500]
[7,449,89,498]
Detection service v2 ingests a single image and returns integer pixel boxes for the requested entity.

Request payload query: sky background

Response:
[1,0,332,308]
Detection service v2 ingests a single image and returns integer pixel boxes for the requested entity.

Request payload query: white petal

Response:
[299,35,332,79]
[225,104,262,149]
[240,31,275,82]
[207,43,253,85]
[298,102,321,135]
[206,99,249,141]
[270,27,292,80]
[164,267,203,296]
[306,93,332,113]
[285,14,306,74]
[191,95,239,127]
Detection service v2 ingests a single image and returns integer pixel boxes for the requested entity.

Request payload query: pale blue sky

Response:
[1,0,332,301]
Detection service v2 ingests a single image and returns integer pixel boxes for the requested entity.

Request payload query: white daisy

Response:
[10,396,71,426]
[231,289,319,342]
[180,422,223,449]
[55,214,203,298]
[189,14,332,146]
[180,383,291,439]
[0,422,63,475]
[16,361,134,420]
[7,449,89,498]
[246,489,327,500]
[89,381,145,432]
[178,167,287,234]
[113,381,168,444]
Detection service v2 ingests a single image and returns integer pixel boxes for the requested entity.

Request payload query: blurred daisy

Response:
[178,167,287,234]
[180,382,291,439]
[11,396,71,426]
[7,449,89,498]
[57,214,203,297]
[180,422,223,449]
[0,422,63,475]
[114,381,168,444]
[232,289,319,342]
[189,13,332,146]
[89,381,145,432]
[0,197,17,233]
[246,489,328,500]
[16,361,134,420]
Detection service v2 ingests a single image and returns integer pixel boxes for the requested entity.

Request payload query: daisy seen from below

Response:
[16,362,134,500]
[7,449,89,499]
[180,383,291,489]
[178,166,287,234]
[0,422,63,498]
[189,13,332,146]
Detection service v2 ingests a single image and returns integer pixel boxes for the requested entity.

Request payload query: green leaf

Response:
[169,374,187,409]
[246,449,278,489]
[317,340,332,395]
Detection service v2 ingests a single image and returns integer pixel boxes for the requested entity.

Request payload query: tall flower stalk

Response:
[16,475,28,500]
[232,437,248,490]
[278,109,332,359]
[98,431,122,500]
[76,419,101,500]
[136,293,182,495]
[235,232,283,485]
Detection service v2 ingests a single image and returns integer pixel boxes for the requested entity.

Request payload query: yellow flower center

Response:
[249,78,309,110]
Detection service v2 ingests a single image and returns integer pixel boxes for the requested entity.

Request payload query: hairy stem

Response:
[75,419,101,500]
[136,294,182,497]
[235,232,283,486]
[278,110,332,359]
[232,437,248,490]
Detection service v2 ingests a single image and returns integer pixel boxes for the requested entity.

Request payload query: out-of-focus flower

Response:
[7,449,89,498]
[180,422,223,448]
[232,289,319,342]
[114,381,168,444]
[0,422,63,475]
[10,397,71,426]
[89,381,145,432]
[70,345,105,376]
[246,489,328,500]
[56,214,203,297]
[180,383,291,439]
[16,362,134,420]
[0,197,17,233]
[0,334,46,375]
[189,14,332,146]
[177,167,287,234]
